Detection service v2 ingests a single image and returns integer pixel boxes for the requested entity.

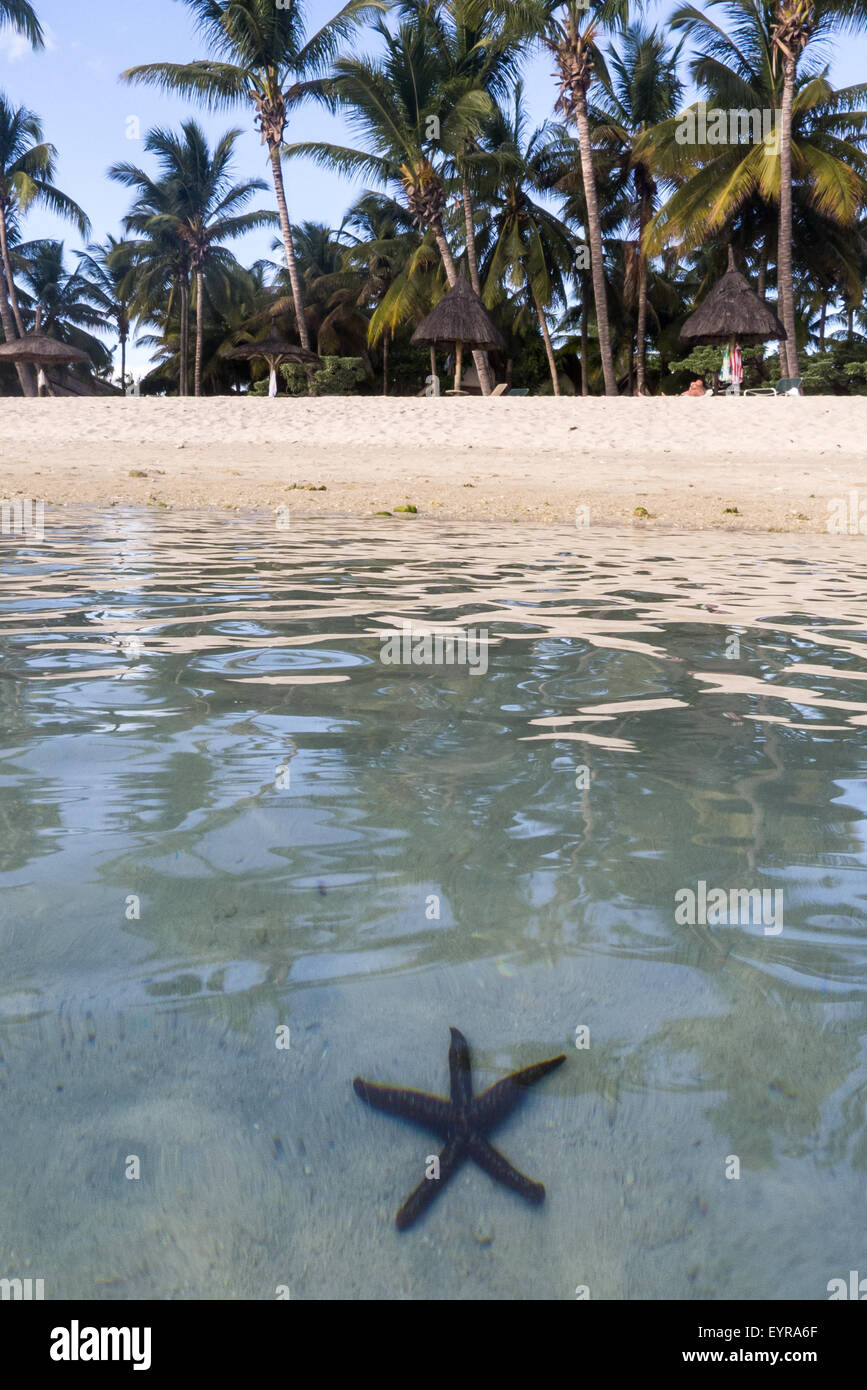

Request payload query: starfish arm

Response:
[448,1026,474,1110]
[468,1136,546,1205]
[395,1137,465,1231]
[471,1053,567,1132]
[353,1078,451,1136]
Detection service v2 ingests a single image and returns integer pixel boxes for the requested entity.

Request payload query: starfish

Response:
[353,1027,566,1230]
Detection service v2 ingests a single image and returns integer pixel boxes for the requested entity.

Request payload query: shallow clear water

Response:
[1,509,866,1300]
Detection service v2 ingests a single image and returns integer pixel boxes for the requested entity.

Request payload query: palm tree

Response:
[122,0,382,357]
[343,191,443,390]
[0,97,89,394]
[643,0,867,378]
[394,0,544,389]
[0,1,42,46]
[14,239,112,370]
[594,23,684,393]
[793,200,866,348]
[540,113,631,392]
[111,122,275,395]
[286,14,496,390]
[480,87,578,394]
[769,0,867,376]
[266,219,372,359]
[542,0,630,397]
[141,258,273,394]
[118,196,195,396]
[76,237,136,392]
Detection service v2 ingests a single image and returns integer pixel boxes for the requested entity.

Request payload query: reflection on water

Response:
[0,510,865,1300]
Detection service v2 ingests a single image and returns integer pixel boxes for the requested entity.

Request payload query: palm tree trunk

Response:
[0,265,31,395]
[179,277,189,397]
[580,276,589,396]
[532,287,560,396]
[0,208,35,395]
[434,224,458,284]
[0,211,26,338]
[819,298,826,352]
[635,208,649,395]
[757,232,769,300]
[461,172,493,393]
[269,144,311,353]
[635,275,647,395]
[121,332,127,396]
[195,268,204,397]
[574,90,617,397]
[432,221,491,395]
[383,330,389,396]
[777,59,799,378]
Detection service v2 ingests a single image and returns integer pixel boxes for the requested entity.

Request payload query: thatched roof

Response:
[679,249,786,346]
[46,370,123,397]
[0,332,89,365]
[412,276,506,351]
[224,331,320,365]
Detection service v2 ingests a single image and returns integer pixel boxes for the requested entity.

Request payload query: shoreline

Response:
[2,396,867,534]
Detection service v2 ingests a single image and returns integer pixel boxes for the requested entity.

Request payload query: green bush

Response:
[667,344,772,391]
[801,342,867,395]
[284,356,367,396]
[249,356,367,396]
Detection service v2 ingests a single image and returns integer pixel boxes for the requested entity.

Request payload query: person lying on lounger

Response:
[680,378,707,397]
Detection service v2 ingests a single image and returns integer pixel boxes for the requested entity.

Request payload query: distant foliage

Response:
[251,356,368,396]
[801,343,867,396]
[667,344,775,392]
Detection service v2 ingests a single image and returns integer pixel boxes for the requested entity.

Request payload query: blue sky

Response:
[3,0,866,377]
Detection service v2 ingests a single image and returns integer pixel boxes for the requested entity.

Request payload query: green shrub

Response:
[801,341,867,395]
[283,356,367,396]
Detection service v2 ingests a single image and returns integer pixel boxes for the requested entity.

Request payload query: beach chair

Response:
[489,384,530,397]
[743,376,803,397]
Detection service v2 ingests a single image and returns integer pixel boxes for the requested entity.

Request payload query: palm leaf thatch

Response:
[411,276,505,352]
[679,248,787,347]
[223,330,321,365]
[0,331,89,364]
[224,327,321,396]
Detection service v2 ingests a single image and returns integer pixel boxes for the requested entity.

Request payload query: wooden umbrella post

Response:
[454,341,463,394]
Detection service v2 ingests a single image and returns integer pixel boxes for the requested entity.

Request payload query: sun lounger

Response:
[743,376,803,397]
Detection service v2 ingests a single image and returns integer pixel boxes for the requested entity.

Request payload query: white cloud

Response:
[0,23,57,63]
[0,31,31,62]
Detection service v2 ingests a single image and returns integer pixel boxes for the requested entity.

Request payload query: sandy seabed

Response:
[2,395,867,534]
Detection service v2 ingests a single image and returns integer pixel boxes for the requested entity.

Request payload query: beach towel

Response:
[720,346,743,390]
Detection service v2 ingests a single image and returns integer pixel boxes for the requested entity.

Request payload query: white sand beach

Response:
[2,395,866,533]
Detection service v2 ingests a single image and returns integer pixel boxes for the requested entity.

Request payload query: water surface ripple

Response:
[0,511,865,1299]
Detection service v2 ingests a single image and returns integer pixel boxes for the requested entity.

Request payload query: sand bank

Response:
[2,395,867,533]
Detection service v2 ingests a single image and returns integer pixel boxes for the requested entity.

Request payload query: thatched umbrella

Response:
[411,276,505,395]
[680,247,786,388]
[0,330,89,395]
[224,328,321,396]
